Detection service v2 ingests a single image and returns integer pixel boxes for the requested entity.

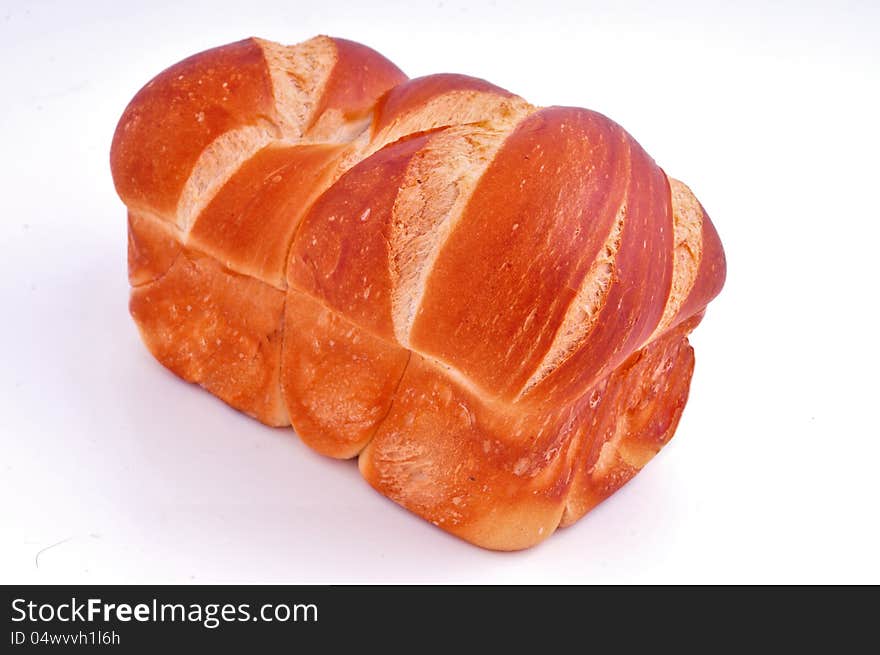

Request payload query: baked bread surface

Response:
[111,36,726,549]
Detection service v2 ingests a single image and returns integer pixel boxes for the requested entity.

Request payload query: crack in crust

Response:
[111,36,726,550]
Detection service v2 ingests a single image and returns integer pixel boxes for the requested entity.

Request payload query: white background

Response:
[2,0,878,584]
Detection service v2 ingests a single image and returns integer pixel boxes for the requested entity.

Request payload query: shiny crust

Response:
[111,39,276,220]
[111,36,726,549]
[188,143,344,287]
[129,248,288,426]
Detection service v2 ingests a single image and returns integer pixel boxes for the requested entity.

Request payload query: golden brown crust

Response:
[281,290,409,458]
[307,37,407,133]
[372,73,516,134]
[111,36,726,549]
[677,204,727,326]
[111,39,277,220]
[287,132,433,340]
[358,351,579,550]
[410,107,636,400]
[560,315,699,528]
[130,249,288,426]
[127,211,182,287]
[188,143,344,287]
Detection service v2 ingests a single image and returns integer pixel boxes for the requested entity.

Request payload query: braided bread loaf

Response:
[111,36,725,550]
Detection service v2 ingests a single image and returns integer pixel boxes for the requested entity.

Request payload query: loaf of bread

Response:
[111,36,725,550]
